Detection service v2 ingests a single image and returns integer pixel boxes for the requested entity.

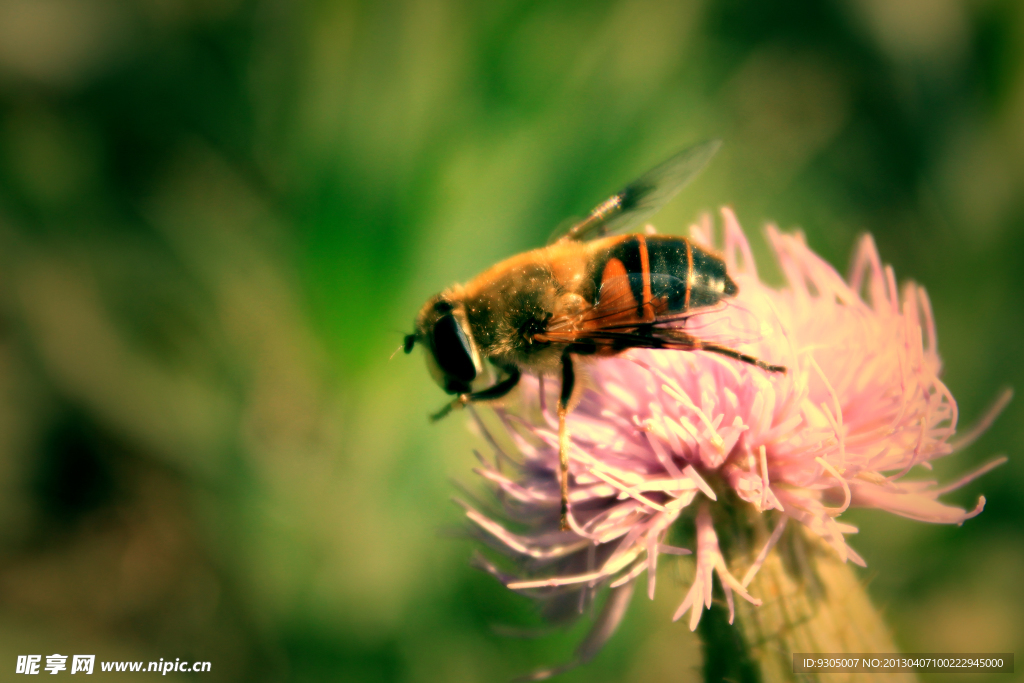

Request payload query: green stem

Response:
[697,599,762,683]
[702,515,917,683]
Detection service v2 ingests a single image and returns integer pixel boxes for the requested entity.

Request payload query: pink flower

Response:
[460,208,1007,676]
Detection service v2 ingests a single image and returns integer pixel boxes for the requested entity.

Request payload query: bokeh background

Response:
[0,0,1021,681]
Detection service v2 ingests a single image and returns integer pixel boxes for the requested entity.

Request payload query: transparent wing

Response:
[536,272,780,370]
[547,140,721,245]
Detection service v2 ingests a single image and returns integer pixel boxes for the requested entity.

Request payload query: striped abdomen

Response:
[589,234,737,322]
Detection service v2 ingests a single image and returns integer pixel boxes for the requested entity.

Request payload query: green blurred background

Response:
[0,0,1021,681]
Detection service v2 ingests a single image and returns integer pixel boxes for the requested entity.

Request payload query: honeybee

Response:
[405,141,785,530]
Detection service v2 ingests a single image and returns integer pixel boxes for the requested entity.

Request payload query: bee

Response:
[405,141,785,530]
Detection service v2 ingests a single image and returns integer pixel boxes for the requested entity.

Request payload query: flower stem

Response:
[697,599,762,683]
[704,514,917,683]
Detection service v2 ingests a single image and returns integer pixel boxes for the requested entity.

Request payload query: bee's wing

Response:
[537,273,687,349]
[547,140,721,245]
[538,272,768,353]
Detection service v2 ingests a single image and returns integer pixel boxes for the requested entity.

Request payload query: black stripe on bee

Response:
[645,238,692,311]
[646,237,738,311]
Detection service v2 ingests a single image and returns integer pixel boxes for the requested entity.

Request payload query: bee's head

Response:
[408,294,483,395]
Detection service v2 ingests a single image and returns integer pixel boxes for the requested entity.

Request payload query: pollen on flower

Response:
[457,208,1007,677]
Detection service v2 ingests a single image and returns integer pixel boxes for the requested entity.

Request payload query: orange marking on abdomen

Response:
[638,235,655,322]
[588,257,637,331]
[684,238,693,311]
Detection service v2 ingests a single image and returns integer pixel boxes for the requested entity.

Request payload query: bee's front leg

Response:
[558,352,575,531]
[429,394,469,422]
[430,366,522,422]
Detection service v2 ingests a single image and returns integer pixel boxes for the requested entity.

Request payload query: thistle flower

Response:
[460,208,1007,678]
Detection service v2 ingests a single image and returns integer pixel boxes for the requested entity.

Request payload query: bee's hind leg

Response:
[558,353,576,532]
[698,341,787,374]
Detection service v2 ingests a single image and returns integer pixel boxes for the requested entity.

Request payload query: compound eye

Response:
[432,313,479,387]
[431,313,477,385]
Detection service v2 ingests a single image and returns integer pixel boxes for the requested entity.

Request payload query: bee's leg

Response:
[558,353,575,531]
[658,328,787,374]
[430,367,522,421]
[697,341,787,374]
[429,397,466,422]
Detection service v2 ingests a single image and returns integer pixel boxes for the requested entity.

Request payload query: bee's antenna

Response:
[391,334,417,360]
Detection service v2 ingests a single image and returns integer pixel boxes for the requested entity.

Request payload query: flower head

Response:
[460,208,1006,676]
